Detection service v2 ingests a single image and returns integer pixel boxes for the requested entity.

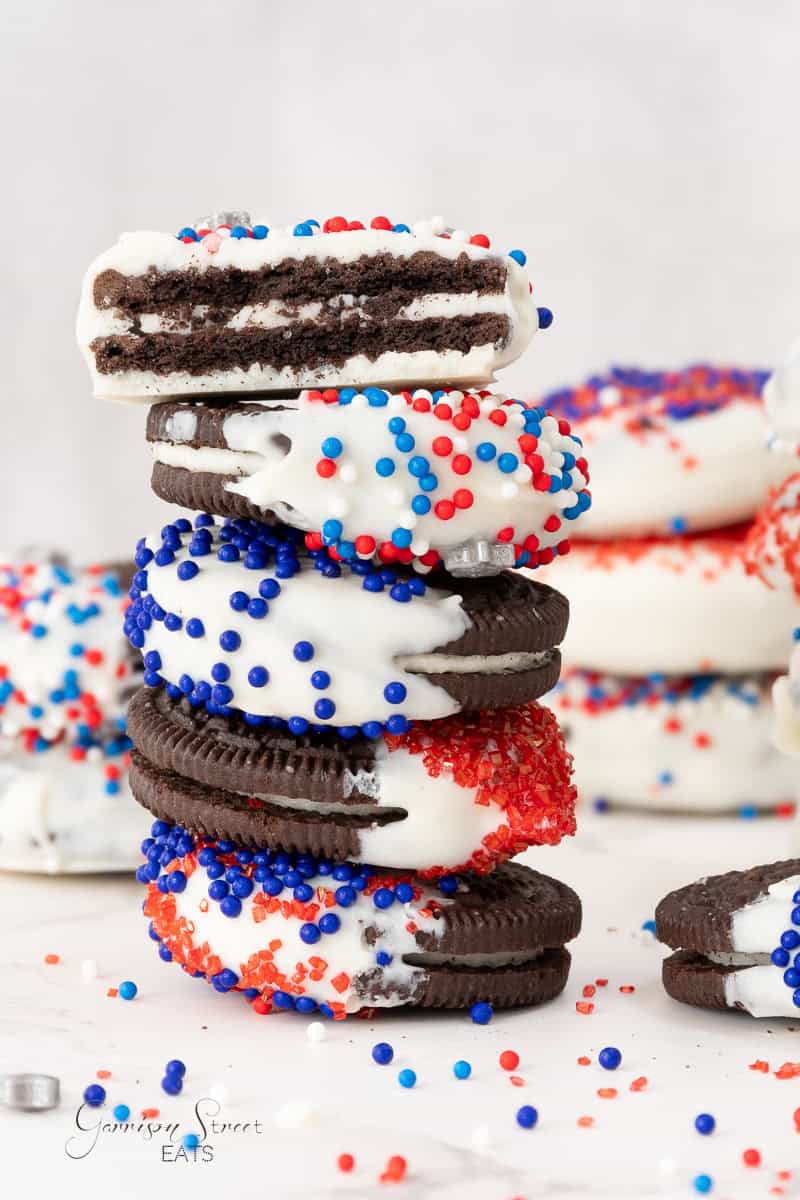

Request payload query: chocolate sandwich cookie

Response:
[127,689,577,876]
[127,516,568,735]
[78,213,549,402]
[657,861,800,1018]
[138,818,582,1017]
[146,387,591,574]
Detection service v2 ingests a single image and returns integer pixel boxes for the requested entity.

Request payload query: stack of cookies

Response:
[535,366,799,814]
[78,211,590,1018]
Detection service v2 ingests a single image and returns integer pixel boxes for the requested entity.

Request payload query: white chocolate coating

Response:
[570,398,794,538]
[723,874,800,1017]
[548,671,796,811]
[765,337,800,451]
[168,862,445,1012]
[532,530,800,674]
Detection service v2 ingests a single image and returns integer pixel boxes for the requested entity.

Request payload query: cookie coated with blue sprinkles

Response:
[126,513,472,737]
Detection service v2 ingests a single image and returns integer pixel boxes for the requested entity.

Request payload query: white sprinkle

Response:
[500,482,519,500]
[81,959,98,981]
[338,464,357,484]
[470,1124,493,1153]
[207,1082,229,1104]
[274,1101,316,1129]
[306,1021,326,1043]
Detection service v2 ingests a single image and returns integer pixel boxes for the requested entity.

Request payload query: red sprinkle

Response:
[775,1062,800,1079]
[582,985,596,998]
[576,1001,594,1015]
[499,1050,520,1072]
[380,1155,407,1183]
[316,458,336,478]
[577,1116,594,1128]
[742,1148,761,1167]
[432,436,453,456]
[577,1056,591,1066]
[337,1153,355,1172]
[44,953,60,965]
[630,1076,648,1092]
[619,985,635,994]
[96,1070,112,1080]
[749,1059,770,1072]
[597,1088,617,1100]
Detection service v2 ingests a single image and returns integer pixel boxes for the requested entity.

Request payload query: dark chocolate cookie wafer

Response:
[127,516,568,735]
[138,817,581,1016]
[127,687,577,875]
[657,860,800,1018]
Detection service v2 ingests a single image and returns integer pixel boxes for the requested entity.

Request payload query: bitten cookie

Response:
[139,818,582,1017]
[78,213,548,401]
[127,689,577,876]
[657,861,800,1018]
[146,387,591,573]
[540,365,792,538]
[127,516,569,735]
[548,670,796,813]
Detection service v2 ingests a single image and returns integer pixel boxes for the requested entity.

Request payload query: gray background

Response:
[3,0,799,559]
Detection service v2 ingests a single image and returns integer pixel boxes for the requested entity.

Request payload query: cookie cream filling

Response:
[94,292,517,338]
[398,649,553,675]
[706,951,771,966]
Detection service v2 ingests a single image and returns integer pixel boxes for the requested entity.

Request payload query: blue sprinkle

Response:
[516,1105,538,1129]
[118,980,138,1000]
[508,249,527,266]
[398,1069,416,1089]
[113,1103,131,1121]
[692,1175,713,1195]
[186,618,205,638]
[453,1060,472,1079]
[372,1042,394,1065]
[314,698,335,720]
[375,457,395,477]
[294,641,314,662]
[694,1113,715,1136]
[321,436,343,458]
[537,306,553,329]
[411,495,431,515]
[470,1001,493,1025]
[497,452,519,474]
[476,442,497,461]
[598,1046,622,1070]
[83,1084,106,1107]
[384,681,407,704]
[408,455,430,478]
[391,528,413,550]
[311,670,331,690]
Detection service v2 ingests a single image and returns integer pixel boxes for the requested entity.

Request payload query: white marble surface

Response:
[3,810,800,1198]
